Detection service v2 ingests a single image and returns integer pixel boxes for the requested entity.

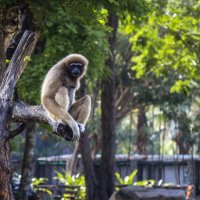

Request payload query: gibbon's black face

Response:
[68,63,84,78]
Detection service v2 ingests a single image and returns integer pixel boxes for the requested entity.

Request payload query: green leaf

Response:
[6,59,10,64]
[127,169,138,184]
[115,172,124,184]
[24,56,31,62]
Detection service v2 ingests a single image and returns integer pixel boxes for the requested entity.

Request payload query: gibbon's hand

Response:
[77,123,85,133]
[59,118,80,135]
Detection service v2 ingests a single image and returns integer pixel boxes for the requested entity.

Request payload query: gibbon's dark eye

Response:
[69,63,83,77]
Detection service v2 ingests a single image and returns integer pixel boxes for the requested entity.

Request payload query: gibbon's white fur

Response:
[41,54,91,136]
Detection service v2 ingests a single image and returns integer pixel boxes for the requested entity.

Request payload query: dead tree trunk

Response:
[100,13,118,200]
[0,31,37,200]
[17,123,36,200]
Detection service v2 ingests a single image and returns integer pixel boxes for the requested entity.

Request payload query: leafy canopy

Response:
[17,1,108,103]
[124,0,200,94]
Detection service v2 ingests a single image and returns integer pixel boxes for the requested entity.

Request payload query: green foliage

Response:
[115,169,155,189]
[125,0,200,94]
[17,2,108,104]
[32,177,48,186]
[54,172,85,199]
[32,177,52,195]
[100,0,150,19]
[6,59,10,64]
[116,169,138,185]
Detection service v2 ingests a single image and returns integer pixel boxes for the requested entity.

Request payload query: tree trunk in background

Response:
[173,112,191,154]
[17,123,36,200]
[100,13,118,200]
[79,133,101,200]
[78,81,101,200]
[136,105,148,154]
[175,135,190,154]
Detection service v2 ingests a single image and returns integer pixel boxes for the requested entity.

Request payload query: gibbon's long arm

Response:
[41,68,79,135]
[42,95,72,121]
[42,91,80,135]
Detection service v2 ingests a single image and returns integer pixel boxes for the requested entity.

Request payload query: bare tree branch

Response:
[11,101,80,141]
[0,30,38,142]
[8,123,26,140]
[0,30,37,97]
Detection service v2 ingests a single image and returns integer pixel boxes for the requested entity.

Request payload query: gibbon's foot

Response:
[56,121,79,141]
[78,123,85,133]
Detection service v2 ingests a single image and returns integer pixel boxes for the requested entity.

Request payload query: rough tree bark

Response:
[0,30,37,200]
[17,123,36,200]
[4,9,38,200]
[0,143,14,200]
[0,7,22,199]
[100,13,118,199]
